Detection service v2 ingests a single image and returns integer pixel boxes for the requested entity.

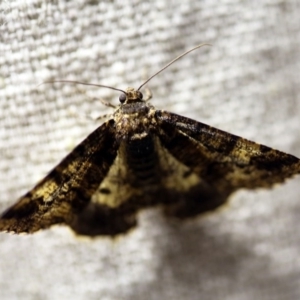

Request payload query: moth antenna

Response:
[39,80,127,94]
[138,43,212,91]
[40,45,211,95]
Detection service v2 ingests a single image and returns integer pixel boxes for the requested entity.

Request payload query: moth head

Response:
[119,87,143,104]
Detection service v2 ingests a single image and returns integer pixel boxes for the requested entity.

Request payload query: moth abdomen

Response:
[125,135,160,184]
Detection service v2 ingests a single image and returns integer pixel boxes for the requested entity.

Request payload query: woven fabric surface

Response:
[0,1,300,300]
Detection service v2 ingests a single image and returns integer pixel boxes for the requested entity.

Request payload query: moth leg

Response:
[144,87,152,102]
[98,98,117,109]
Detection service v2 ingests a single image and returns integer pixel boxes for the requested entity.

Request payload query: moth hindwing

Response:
[1,47,300,236]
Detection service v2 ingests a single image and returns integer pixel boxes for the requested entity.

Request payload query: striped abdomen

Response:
[125,135,160,186]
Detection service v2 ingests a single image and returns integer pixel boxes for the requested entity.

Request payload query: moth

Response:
[1,45,300,236]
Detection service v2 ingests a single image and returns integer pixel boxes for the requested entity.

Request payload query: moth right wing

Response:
[0,120,118,234]
[155,110,300,196]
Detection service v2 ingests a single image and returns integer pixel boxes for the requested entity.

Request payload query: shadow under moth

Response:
[1,45,299,237]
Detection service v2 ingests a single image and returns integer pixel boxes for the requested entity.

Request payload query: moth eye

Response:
[137,91,143,100]
[119,93,127,103]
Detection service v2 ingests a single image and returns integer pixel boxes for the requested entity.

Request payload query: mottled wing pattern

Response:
[155,111,300,196]
[0,120,117,233]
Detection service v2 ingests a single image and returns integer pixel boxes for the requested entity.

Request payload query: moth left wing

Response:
[155,110,300,196]
[0,120,117,233]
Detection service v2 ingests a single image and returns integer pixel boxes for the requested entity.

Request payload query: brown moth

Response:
[1,45,299,236]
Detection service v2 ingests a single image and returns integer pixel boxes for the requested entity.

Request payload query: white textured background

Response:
[1,1,300,300]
